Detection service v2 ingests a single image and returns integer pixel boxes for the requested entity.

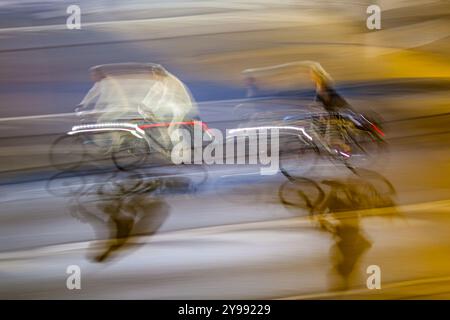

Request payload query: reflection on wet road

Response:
[0,0,449,299]
[280,169,398,291]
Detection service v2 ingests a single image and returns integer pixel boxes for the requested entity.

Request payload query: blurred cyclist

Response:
[76,63,199,154]
[308,64,352,154]
[309,64,350,114]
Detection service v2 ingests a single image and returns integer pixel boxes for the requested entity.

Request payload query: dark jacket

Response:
[316,85,349,113]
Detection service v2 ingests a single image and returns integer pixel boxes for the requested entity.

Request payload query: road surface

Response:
[0,0,449,299]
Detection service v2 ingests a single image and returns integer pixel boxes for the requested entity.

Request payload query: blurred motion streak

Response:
[0,0,449,299]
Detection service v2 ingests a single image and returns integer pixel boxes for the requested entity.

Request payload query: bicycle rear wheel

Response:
[49,134,86,170]
[278,177,325,214]
[279,135,320,180]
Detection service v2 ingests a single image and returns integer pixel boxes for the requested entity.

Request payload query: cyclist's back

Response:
[309,66,351,114]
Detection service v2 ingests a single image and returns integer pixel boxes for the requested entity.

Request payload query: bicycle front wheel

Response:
[343,127,387,168]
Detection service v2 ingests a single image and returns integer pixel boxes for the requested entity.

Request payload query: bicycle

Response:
[50,111,211,172]
[278,168,397,223]
[279,110,386,180]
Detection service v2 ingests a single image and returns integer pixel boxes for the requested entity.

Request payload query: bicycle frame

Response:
[67,120,212,155]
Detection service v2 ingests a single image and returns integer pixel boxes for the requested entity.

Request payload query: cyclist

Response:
[76,63,199,153]
[309,64,350,114]
[308,63,353,154]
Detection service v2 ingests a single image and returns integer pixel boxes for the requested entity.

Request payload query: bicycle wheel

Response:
[351,168,396,198]
[278,177,325,214]
[111,135,150,171]
[343,126,386,168]
[279,135,320,180]
[46,171,86,197]
[49,134,86,170]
